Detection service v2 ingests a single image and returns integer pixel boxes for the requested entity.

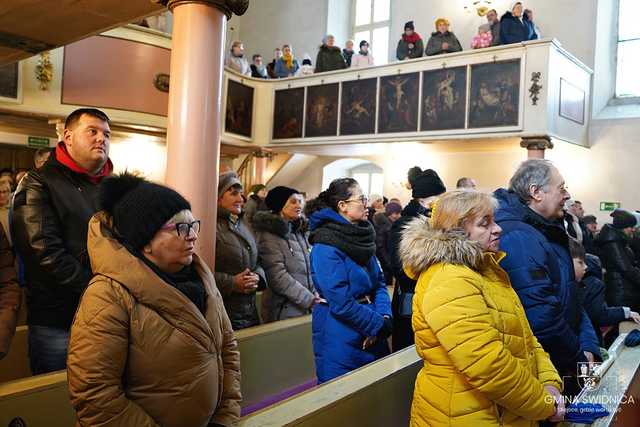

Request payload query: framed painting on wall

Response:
[421,67,467,131]
[273,87,305,139]
[0,62,19,101]
[559,78,585,125]
[468,59,521,128]
[340,78,377,136]
[305,83,339,138]
[225,79,254,138]
[378,72,419,133]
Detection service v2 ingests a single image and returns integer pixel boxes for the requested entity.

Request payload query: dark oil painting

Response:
[421,67,467,131]
[225,79,254,138]
[305,83,339,138]
[378,72,419,133]
[0,62,19,99]
[340,78,377,136]
[469,59,521,128]
[272,87,304,139]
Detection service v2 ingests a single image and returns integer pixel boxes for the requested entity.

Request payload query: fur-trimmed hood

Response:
[252,210,305,238]
[399,215,485,274]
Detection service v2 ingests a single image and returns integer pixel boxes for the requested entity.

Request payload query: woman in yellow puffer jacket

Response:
[400,190,565,426]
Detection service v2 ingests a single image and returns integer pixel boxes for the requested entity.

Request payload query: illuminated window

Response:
[616,0,640,97]
[352,0,391,65]
[351,163,384,197]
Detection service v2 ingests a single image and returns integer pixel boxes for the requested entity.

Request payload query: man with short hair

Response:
[494,160,600,396]
[456,177,477,189]
[486,9,501,46]
[12,108,113,374]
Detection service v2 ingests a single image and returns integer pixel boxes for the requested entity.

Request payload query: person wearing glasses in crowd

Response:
[67,173,241,427]
[305,178,392,383]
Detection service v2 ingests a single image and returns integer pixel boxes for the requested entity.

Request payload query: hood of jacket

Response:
[494,188,568,246]
[399,215,485,274]
[596,223,626,245]
[252,210,304,238]
[319,44,342,53]
[309,207,350,231]
[501,11,531,23]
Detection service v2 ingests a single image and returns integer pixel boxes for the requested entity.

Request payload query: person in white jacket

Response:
[351,40,375,68]
[295,54,315,77]
[225,41,251,76]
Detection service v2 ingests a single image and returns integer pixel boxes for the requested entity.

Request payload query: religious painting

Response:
[272,87,304,139]
[224,79,254,138]
[559,78,585,125]
[378,72,419,133]
[469,59,521,128]
[305,83,339,138]
[0,62,19,100]
[421,67,467,131]
[340,78,377,136]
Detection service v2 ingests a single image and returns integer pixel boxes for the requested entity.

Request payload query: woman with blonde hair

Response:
[400,190,564,426]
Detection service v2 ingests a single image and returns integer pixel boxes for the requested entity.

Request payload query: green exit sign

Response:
[28,136,50,148]
[600,202,621,211]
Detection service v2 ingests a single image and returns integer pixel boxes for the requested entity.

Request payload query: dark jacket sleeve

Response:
[425,36,442,56]
[500,18,522,44]
[12,172,91,293]
[387,220,415,291]
[499,229,584,371]
[578,305,602,358]
[396,40,407,60]
[582,276,626,327]
[604,239,640,284]
[315,51,324,73]
[449,35,463,53]
[0,225,19,359]
[412,39,424,58]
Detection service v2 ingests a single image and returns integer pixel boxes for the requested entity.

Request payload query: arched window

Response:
[352,0,391,65]
[616,0,640,97]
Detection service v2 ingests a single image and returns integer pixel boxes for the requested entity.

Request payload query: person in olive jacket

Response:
[315,34,347,73]
[595,209,640,312]
[253,186,323,322]
[12,108,113,375]
[425,18,463,56]
[396,21,424,60]
[215,171,266,330]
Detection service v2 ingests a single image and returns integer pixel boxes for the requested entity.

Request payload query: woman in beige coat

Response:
[67,173,241,427]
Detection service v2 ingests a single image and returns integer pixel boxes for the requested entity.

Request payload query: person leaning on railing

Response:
[400,190,564,426]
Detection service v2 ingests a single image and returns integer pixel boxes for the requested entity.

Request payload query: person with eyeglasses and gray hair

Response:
[67,172,241,427]
[494,159,600,398]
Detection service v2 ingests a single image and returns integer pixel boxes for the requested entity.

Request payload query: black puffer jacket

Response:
[595,224,640,311]
[12,152,103,329]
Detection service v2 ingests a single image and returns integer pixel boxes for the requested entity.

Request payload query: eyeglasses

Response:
[343,196,368,205]
[161,220,201,237]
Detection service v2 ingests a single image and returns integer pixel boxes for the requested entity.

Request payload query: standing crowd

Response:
[226,2,540,79]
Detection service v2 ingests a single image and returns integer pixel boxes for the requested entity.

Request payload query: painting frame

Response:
[421,67,467,131]
[0,61,21,103]
[559,78,585,125]
[305,83,339,138]
[272,87,305,140]
[468,59,521,129]
[378,72,420,134]
[224,79,254,139]
[340,78,377,136]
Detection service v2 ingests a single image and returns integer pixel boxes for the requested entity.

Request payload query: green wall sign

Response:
[27,136,50,148]
[600,202,621,211]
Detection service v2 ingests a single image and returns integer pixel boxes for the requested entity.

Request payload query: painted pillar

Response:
[157,0,249,267]
[520,136,553,160]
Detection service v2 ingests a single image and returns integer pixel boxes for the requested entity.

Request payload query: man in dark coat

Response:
[388,167,445,351]
[595,209,640,313]
[315,35,347,73]
[373,202,402,289]
[500,2,538,45]
[495,160,600,396]
[487,9,501,46]
[12,108,113,374]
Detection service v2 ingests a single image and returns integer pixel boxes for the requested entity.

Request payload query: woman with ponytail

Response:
[67,173,241,427]
[307,178,392,383]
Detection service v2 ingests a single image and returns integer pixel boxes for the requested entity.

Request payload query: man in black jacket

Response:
[12,108,113,374]
[387,167,445,351]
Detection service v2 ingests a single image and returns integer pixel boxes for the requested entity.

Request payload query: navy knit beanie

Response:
[99,172,191,249]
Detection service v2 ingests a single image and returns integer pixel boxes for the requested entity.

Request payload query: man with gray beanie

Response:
[215,171,266,330]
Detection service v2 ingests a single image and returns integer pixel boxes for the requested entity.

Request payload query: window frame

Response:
[614,0,640,100]
[351,0,392,65]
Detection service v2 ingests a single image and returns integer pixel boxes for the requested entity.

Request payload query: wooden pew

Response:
[0,326,30,383]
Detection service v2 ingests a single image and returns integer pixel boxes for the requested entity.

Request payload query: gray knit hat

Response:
[218,171,242,195]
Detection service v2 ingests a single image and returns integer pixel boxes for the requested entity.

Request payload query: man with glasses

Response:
[12,108,113,374]
[494,160,600,398]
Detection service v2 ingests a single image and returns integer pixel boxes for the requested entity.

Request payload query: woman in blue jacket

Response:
[500,2,538,45]
[306,178,392,383]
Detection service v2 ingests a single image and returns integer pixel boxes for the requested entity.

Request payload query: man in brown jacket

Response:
[0,225,19,359]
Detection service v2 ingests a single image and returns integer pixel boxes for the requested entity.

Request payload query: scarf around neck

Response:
[283,53,294,69]
[310,218,376,266]
[402,32,422,44]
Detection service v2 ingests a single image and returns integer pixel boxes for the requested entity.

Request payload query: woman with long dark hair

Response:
[306,178,392,383]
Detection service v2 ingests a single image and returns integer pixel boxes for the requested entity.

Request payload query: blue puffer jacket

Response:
[500,11,538,45]
[309,208,392,383]
[494,189,600,374]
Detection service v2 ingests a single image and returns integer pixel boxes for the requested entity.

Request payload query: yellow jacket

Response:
[400,216,562,426]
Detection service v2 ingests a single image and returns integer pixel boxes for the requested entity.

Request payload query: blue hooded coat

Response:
[494,189,600,374]
[499,11,538,45]
[308,208,392,383]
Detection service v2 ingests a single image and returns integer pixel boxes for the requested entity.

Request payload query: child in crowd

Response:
[295,55,315,77]
[570,239,640,347]
[471,24,493,49]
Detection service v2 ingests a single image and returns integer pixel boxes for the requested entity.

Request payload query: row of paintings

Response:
[224,59,521,139]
